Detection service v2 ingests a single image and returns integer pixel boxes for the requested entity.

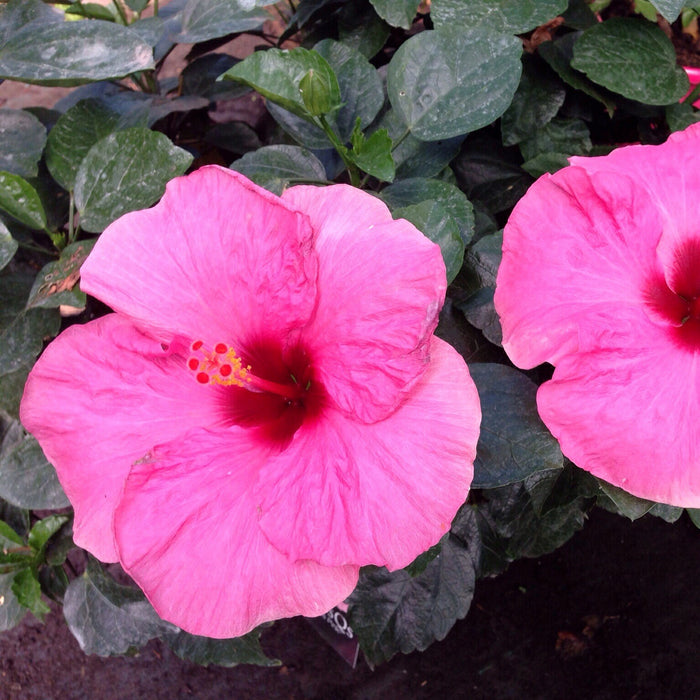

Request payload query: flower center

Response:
[187,339,322,447]
[187,340,308,401]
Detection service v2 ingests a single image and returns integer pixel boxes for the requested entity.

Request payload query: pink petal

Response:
[114,428,358,638]
[495,165,665,369]
[20,315,220,561]
[570,126,700,293]
[81,166,318,347]
[255,337,480,571]
[283,184,447,423]
[537,324,700,506]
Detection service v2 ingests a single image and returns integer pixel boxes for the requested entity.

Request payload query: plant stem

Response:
[68,191,75,244]
[317,114,361,188]
[153,0,159,16]
[112,0,129,25]
[390,128,411,153]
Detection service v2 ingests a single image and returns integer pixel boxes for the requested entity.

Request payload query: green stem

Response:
[112,0,129,25]
[683,82,700,106]
[68,191,75,244]
[317,114,361,188]
[153,0,159,16]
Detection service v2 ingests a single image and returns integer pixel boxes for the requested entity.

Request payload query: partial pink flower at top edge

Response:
[683,66,700,108]
[495,123,700,508]
[20,165,481,639]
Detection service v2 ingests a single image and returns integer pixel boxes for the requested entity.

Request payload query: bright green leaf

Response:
[387,26,522,141]
[28,515,70,554]
[222,47,341,123]
[571,18,689,105]
[65,3,116,21]
[349,128,395,182]
[11,568,50,620]
[0,109,46,178]
[469,364,563,489]
[0,172,46,230]
[75,128,192,232]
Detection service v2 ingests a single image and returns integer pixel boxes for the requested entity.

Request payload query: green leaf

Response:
[266,39,384,150]
[45,99,122,191]
[368,0,417,29]
[649,0,685,21]
[27,515,70,554]
[469,364,563,489]
[181,54,247,102]
[0,571,27,631]
[596,479,655,520]
[163,628,279,667]
[0,109,46,178]
[0,172,46,230]
[432,0,568,33]
[571,18,689,105]
[348,509,479,665]
[687,508,700,528]
[666,102,700,133]
[27,239,97,310]
[64,560,169,656]
[378,109,464,179]
[501,57,566,146]
[392,201,464,283]
[380,177,475,246]
[338,6,390,59]
[125,0,150,10]
[0,221,17,271]
[648,503,683,523]
[299,68,341,116]
[11,568,50,620]
[0,306,59,376]
[387,26,522,141]
[175,0,269,43]
[65,3,117,21]
[0,0,62,44]
[518,117,591,161]
[75,128,193,233]
[222,47,340,123]
[521,151,570,177]
[0,8,154,86]
[538,33,617,115]
[452,231,503,345]
[348,128,395,182]
[0,366,30,418]
[0,419,70,510]
[231,145,326,195]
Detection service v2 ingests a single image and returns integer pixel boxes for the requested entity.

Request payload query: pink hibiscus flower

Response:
[20,166,480,638]
[495,123,700,507]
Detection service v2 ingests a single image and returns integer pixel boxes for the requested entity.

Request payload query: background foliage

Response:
[0,0,698,667]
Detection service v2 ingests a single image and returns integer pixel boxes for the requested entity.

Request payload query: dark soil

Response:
[2,507,699,699]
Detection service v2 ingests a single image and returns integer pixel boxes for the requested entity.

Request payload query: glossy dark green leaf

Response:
[12,568,49,619]
[338,7,390,59]
[648,503,683,523]
[75,128,192,232]
[0,11,154,86]
[501,58,565,146]
[0,109,46,178]
[452,231,503,345]
[518,117,591,161]
[45,99,122,191]
[387,27,522,141]
[0,367,29,418]
[538,33,617,115]
[231,145,326,195]
[432,0,568,33]
[665,102,700,133]
[571,18,689,105]
[181,53,246,101]
[27,515,69,554]
[393,201,464,283]
[380,177,475,245]
[222,47,340,122]
[0,306,59,376]
[0,0,62,44]
[0,172,46,230]
[686,508,700,528]
[469,364,563,489]
[128,16,166,47]
[521,152,570,177]
[125,0,150,10]
[64,560,169,656]
[27,239,97,310]
[0,221,17,271]
[175,0,269,42]
[348,509,479,665]
[163,628,279,667]
[379,110,464,179]
[649,0,685,21]
[452,134,532,214]
[0,419,69,510]
[369,0,417,29]
[596,479,655,520]
[349,128,395,182]
[0,571,27,631]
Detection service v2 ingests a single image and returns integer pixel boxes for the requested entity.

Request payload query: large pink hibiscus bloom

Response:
[20,166,480,638]
[495,123,700,507]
